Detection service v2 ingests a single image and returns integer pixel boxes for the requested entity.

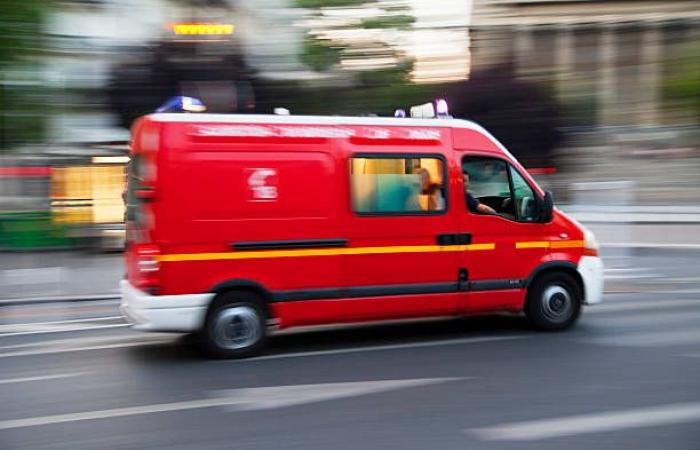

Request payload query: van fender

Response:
[524,261,583,297]
[208,279,273,316]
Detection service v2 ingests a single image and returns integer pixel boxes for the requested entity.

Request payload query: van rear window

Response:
[350,157,446,214]
[125,155,145,226]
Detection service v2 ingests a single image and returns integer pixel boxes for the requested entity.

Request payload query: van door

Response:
[457,154,551,313]
[340,148,462,321]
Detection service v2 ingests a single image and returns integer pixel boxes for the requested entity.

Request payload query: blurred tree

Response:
[296,0,415,87]
[301,38,342,72]
[664,41,700,124]
[0,0,49,151]
[0,1,45,70]
[447,62,563,168]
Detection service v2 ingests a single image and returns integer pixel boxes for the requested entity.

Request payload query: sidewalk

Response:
[1,208,700,304]
[0,251,122,303]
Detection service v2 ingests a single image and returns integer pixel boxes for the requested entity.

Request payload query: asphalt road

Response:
[1,249,699,450]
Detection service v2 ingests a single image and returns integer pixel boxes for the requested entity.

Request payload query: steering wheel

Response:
[501,197,512,211]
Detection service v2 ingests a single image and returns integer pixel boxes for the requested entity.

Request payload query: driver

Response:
[464,171,496,215]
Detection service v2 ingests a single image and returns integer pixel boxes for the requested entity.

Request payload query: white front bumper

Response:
[577,256,604,305]
[120,280,213,332]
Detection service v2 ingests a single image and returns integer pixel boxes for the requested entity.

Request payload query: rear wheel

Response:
[525,272,581,330]
[202,291,267,358]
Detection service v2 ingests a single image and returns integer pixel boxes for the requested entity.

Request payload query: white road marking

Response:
[586,298,700,313]
[230,335,527,363]
[0,372,88,385]
[0,297,118,306]
[0,316,123,331]
[468,402,700,441]
[0,323,129,338]
[0,339,173,358]
[0,333,172,351]
[0,377,462,430]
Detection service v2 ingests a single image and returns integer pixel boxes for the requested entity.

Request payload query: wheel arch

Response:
[208,279,273,318]
[524,261,584,300]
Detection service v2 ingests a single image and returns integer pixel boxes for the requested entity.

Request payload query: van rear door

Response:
[158,122,344,308]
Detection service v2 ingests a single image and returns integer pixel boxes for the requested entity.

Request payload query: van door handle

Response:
[436,233,472,246]
[457,233,472,245]
[436,233,458,246]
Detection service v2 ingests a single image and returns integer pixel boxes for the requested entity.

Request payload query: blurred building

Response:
[470,0,700,128]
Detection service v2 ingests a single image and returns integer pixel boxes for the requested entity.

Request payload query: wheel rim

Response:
[541,285,572,323]
[211,306,261,350]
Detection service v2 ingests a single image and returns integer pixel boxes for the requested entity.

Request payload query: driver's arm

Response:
[477,203,497,215]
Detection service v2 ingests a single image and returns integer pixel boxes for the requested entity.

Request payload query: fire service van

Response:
[121,102,603,358]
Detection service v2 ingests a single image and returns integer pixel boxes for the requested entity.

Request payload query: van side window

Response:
[350,156,446,214]
[462,157,511,217]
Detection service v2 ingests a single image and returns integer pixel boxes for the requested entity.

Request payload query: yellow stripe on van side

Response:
[460,243,496,251]
[515,240,585,250]
[515,241,550,249]
[550,240,584,249]
[157,243,496,263]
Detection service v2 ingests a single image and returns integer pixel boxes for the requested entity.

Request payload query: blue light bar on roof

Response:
[156,96,207,113]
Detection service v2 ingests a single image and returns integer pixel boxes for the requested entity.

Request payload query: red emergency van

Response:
[120,111,604,358]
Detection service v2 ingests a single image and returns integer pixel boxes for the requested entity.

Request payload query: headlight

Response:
[583,227,599,256]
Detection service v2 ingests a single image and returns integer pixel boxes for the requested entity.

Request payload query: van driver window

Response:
[350,157,446,214]
[462,156,536,222]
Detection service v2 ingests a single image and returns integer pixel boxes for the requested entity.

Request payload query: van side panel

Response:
[271,292,464,328]
[156,124,343,298]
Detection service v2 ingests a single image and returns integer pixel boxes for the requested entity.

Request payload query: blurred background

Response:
[0,0,698,297]
[0,0,696,292]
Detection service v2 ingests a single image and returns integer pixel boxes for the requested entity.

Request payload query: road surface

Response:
[0,248,698,449]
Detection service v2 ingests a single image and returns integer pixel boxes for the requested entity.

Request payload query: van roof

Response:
[149,113,483,131]
[146,113,516,161]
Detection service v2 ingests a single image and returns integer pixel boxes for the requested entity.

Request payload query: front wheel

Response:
[525,272,582,331]
[202,292,267,358]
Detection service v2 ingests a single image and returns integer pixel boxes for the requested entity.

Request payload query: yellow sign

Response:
[172,23,234,36]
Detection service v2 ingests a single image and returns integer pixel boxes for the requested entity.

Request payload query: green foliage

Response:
[356,58,414,87]
[256,80,443,116]
[0,1,50,151]
[301,38,342,72]
[0,0,46,69]
[361,15,414,30]
[663,41,700,123]
[295,0,366,8]
[0,81,48,149]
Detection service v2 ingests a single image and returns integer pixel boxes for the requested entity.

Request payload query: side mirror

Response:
[541,191,554,223]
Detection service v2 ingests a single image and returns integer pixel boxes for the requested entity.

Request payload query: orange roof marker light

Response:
[171,23,235,36]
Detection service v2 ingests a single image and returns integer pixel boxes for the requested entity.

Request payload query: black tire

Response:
[525,272,582,331]
[201,291,267,359]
